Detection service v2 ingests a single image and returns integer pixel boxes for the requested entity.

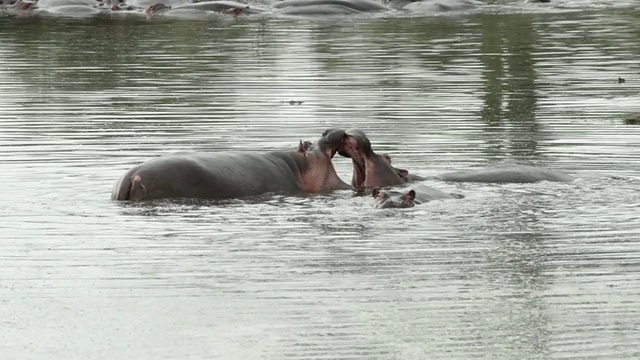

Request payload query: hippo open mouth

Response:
[337,128,410,188]
[339,135,367,188]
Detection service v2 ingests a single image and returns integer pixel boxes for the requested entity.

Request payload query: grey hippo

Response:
[372,185,463,208]
[4,0,36,13]
[381,0,479,11]
[166,0,264,13]
[112,129,352,201]
[338,128,573,186]
[144,2,255,18]
[273,0,390,14]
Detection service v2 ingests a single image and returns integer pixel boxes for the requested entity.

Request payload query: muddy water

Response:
[1,3,640,359]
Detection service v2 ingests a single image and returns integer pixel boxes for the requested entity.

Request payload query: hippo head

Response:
[336,128,409,188]
[372,188,416,209]
[293,129,352,193]
[11,0,35,9]
[111,2,135,10]
[145,2,169,14]
[226,6,249,16]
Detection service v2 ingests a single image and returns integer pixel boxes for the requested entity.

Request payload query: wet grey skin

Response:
[277,4,362,15]
[337,128,572,185]
[431,165,573,183]
[144,1,264,16]
[5,0,35,10]
[372,185,463,208]
[273,0,390,13]
[112,129,353,201]
[382,0,480,11]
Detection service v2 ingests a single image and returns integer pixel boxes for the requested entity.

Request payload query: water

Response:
[1,2,640,359]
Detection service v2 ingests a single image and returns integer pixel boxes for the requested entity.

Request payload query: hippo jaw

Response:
[339,135,367,188]
[338,130,407,188]
[298,129,352,192]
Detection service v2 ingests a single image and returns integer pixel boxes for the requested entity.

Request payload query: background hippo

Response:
[112,129,352,201]
[431,165,573,183]
[372,184,462,208]
[382,0,478,11]
[170,0,265,14]
[273,0,390,13]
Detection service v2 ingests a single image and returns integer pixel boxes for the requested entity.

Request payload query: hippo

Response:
[5,0,36,12]
[144,3,213,18]
[169,0,265,14]
[40,4,105,17]
[431,165,573,183]
[382,0,479,11]
[277,4,363,15]
[108,1,139,11]
[337,128,410,188]
[147,0,266,15]
[338,128,573,186]
[144,2,250,18]
[125,0,187,9]
[36,0,97,8]
[112,129,353,201]
[372,184,462,208]
[273,0,390,13]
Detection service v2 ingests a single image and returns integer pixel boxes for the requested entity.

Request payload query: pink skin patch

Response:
[226,7,245,16]
[131,175,145,191]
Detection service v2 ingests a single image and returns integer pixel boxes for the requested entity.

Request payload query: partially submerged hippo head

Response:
[372,187,416,209]
[10,0,35,10]
[144,2,169,14]
[225,6,249,16]
[293,129,353,193]
[336,128,409,188]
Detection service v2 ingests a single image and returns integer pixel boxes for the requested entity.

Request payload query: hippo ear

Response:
[297,140,305,153]
[372,188,380,198]
[404,190,416,201]
[395,167,409,178]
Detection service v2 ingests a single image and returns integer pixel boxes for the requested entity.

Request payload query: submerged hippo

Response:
[5,0,36,12]
[276,4,362,15]
[172,0,264,13]
[112,129,352,201]
[144,3,212,18]
[338,128,573,185]
[382,0,479,11]
[40,4,105,17]
[273,0,390,13]
[36,0,96,8]
[372,184,462,208]
[144,2,252,18]
[431,165,573,183]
